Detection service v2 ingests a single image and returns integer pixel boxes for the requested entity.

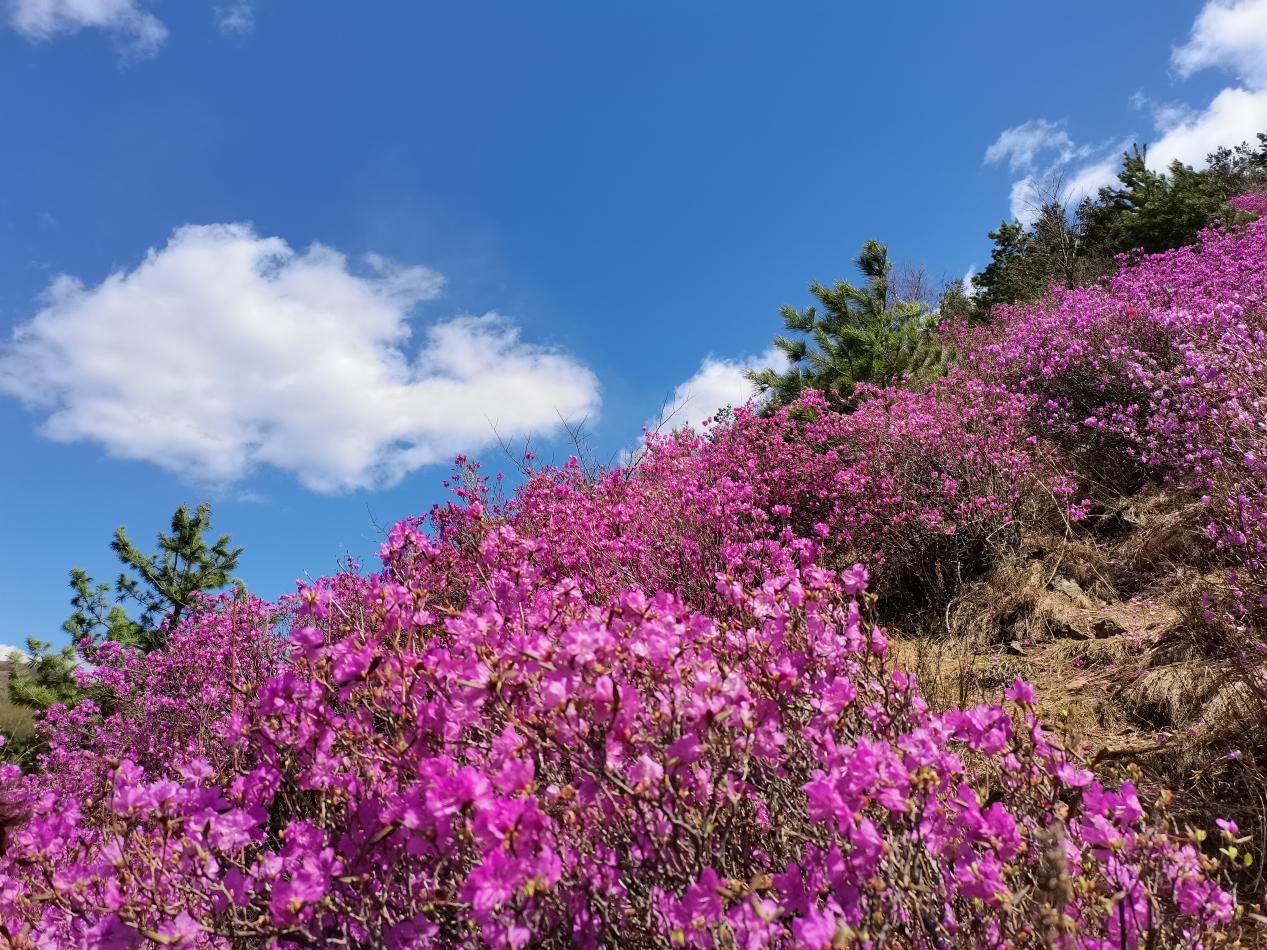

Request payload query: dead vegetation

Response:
[890,488,1267,906]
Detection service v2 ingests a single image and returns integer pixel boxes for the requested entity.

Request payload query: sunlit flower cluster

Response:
[0,542,1232,947]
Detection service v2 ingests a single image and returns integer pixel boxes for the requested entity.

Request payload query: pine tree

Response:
[747,240,949,410]
[1082,139,1267,257]
[103,503,242,652]
[8,503,243,715]
[5,639,79,713]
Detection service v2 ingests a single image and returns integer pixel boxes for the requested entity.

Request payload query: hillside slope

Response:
[2,199,1267,945]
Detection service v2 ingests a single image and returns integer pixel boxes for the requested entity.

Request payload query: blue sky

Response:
[1,0,1264,648]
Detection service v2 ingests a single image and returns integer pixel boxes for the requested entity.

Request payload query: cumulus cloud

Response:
[1173,0,1267,90]
[644,346,788,436]
[1141,1,1267,172]
[1147,87,1267,168]
[0,224,601,492]
[6,0,166,57]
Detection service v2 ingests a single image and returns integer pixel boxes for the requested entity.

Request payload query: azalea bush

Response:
[503,377,1073,617]
[0,528,1234,946]
[957,195,1267,656]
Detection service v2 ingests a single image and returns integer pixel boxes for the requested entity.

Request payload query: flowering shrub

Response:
[0,529,1234,946]
[957,198,1267,652]
[500,378,1073,616]
[29,595,284,809]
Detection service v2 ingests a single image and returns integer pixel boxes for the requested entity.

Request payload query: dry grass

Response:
[1120,659,1230,729]
[887,486,1267,898]
[1112,494,1209,579]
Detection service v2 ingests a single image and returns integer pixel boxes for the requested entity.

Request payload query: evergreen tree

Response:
[972,201,1107,315]
[100,503,242,652]
[747,240,949,410]
[7,504,243,715]
[935,277,979,324]
[5,639,79,713]
[1082,138,1267,257]
[971,135,1267,318]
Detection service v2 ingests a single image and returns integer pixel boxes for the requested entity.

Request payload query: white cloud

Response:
[1133,92,1201,134]
[988,1,1267,223]
[959,267,977,299]
[7,0,167,58]
[1173,0,1267,90]
[988,122,1115,223]
[215,0,252,35]
[1153,101,1199,133]
[0,224,601,493]
[988,0,1267,224]
[995,132,1132,224]
[644,346,788,435]
[1064,154,1123,203]
[984,120,1081,173]
[7,0,259,54]
[1007,127,1230,226]
[1146,87,1267,169]
[1143,1,1267,172]
[1006,177,1041,224]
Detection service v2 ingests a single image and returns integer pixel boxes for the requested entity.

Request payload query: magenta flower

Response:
[1004,678,1035,704]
